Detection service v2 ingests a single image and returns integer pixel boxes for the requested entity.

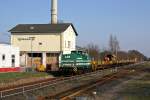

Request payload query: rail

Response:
[0,62,143,99]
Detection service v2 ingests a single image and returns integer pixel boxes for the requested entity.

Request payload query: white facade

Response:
[0,44,20,68]
[62,25,76,54]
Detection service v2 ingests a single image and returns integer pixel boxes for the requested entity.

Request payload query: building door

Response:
[27,53,42,67]
[46,53,59,71]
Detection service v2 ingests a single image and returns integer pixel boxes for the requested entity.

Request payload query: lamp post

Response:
[29,37,35,68]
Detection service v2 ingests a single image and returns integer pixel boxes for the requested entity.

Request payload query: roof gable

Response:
[9,23,78,36]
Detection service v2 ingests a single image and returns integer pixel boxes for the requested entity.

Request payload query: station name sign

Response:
[18,37,35,41]
[18,38,31,41]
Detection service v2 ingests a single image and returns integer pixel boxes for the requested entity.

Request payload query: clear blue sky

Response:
[0,0,150,57]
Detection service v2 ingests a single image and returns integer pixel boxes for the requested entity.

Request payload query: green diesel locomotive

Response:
[59,50,92,74]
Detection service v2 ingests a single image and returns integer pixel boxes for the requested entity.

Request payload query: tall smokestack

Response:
[51,0,58,24]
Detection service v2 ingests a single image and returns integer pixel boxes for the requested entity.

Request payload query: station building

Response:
[0,43,20,72]
[9,23,78,71]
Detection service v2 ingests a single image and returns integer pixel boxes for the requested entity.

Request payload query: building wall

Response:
[10,26,77,69]
[0,44,20,68]
[11,33,61,52]
[62,25,76,54]
[11,26,76,54]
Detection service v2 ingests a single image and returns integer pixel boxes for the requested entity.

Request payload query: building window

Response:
[68,41,71,48]
[12,55,15,67]
[12,55,15,58]
[39,42,42,45]
[2,54,5,61]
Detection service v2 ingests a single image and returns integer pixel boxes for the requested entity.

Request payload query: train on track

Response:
[59,51,92,74]
[36,50,136,74]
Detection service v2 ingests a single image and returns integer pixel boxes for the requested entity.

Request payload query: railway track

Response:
[0,76,79,99]
[0,63,143,99]
[58,62,145,100]
[0,69,117,99]
[44,68,131,100]
[49,74,118,100]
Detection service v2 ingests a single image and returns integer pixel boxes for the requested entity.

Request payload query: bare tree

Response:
[86,43,100,61]
[109,34,120,56]
[109,34,114,53]
[128,50,147,61]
